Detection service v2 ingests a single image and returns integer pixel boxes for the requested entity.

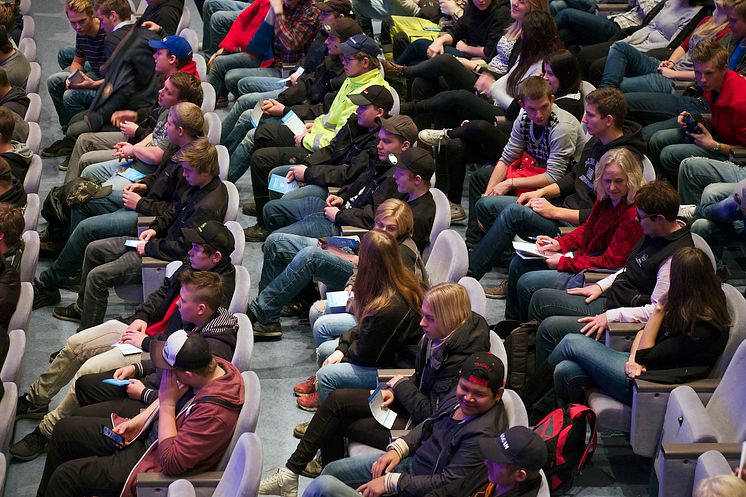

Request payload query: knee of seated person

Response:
[555,332,586,355]
[305,474,345,495]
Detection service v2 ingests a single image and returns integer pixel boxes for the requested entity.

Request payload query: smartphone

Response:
[68,69,85,86]
[103,425,125,449]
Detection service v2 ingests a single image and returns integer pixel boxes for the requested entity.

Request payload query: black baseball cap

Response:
[338,34,381,57]
[387,147,435,179]
[326,17,363,42]
[317,0,352,14]
[150,330,213,371]
[182,221,234,256]
[459,352,505,393]
[349,85,394,112]
[378,115,417,143]
[480,426,548,470]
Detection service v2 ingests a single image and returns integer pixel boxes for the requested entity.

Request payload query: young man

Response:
[428,426,548,497]
[0,106,31,182]
[648,39,746,184]
[148,34,199,79]
[244,83,394,240]
[467,77,587,281]
[12,223,237,461]
[284,352,508,497]
[33,102,206,311]
[0,202,22,335]
[0,200,23,267]
[528,181,694,368]
[0,157,25,207]
[0,67,29,142]
[34,331,244,497]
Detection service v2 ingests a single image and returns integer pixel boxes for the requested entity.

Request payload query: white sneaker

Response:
[418,128,451,147]
[678,204,697,222]
[259,467,299,497]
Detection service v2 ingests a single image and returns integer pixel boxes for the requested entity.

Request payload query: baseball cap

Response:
[378,115,417,143]
[317,0,352,14]
[459,352,505,393]
[150,330,213,371]
[327,17,363,42]
[387,147,435,179]
[479,426,548,470]
[182,220,234,256]
[338,34,381,57]
[149,35,194,61]
[349,85,394,112]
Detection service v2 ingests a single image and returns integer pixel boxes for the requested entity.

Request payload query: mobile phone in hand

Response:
[68,69,85,86]
[103,425,125,449]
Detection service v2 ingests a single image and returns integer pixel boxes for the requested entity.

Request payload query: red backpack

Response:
[533,404,597,495]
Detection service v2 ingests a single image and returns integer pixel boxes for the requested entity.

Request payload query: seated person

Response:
[678,152,746,217]
[259,282,490,493]
[302,352,508,497]
[549,246,729,406]
[0,200,23,267]
[0,251,18,344]
[201,0,252,57]
[0,157,25,206]
[648,39,746,184]
[506,147,645,322]
[0,24,29,88]
[0,106,31,182]
[34,331,244,497]
[467,76,586,281]
[12,225,237,461]
[0,66,29,141]
[429,426,548,497]
[139,0,186,37]
[690,179,746,260]
[245,84,393,240]
[33,103,206,311]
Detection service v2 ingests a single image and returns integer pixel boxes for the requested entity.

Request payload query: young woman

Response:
[505,148,646,321]
[259,283,491,495]
[550,246,730,406]
[295,229,423,411]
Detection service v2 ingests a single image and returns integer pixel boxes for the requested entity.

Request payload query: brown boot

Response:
[381,59,407,79]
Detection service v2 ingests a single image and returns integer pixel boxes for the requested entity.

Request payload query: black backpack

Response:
[500,320,539,391]
[534,404,597,495]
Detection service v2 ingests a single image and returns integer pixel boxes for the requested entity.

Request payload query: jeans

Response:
[396,38,466,66]
[258,232,318,290]
[40,209,138,289]
[550,0,596,15]
[468,197,568,280]
[678,157,746,206]
[47,70,99,129]
[352,0,420,34]
[202,0,247,56]
[220,92,282,146]
[80,160,157,207]
[315,340,379,402]
[556,8,620,47]
[208,52,261,97]
[648,128,727,184]
[626,92,708,126]
[313,455,414,492]
[692,182,745,259]
[507,256,572,321]
[599,42,673,93]
[226,67,281,98]
[249,245,355,324]
[264,195,328,230]
[268,165,329,202]
[549,333,632,405]
[313,313,357,346]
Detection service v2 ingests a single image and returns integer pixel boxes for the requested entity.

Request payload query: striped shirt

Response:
[74,25,107,75]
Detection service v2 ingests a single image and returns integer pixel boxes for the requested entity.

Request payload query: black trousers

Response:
[407,54,479,101]
[408,89,504,132]
[37,414,147,497]
[76,369,147,419]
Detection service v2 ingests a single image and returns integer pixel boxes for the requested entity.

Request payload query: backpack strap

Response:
[568,404,597,471]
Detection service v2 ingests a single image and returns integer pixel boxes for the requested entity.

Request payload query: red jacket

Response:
[219,0,271,53]
[557,198,643,273]
[177,60,200,79]
[707,70,746,147]
[120,358,245,497]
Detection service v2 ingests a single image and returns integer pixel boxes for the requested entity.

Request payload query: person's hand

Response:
[261,98,285,117]
[126,379,146,400]
[286,165,307,182]
[676,111,689,129]
[567,283,604,303]
[114,364,136,380]
[455,57,477,71]
[112,417,142,445]
[136,241,148,256]
[455,40,469,53]
[68,71,97,89]
[527,198,559,219]
[426,40,444,58]
[289,72,301,86]
[113,142,135,159]
[380,389,395,408]
[536,235,560,254]
[119,328,147,348]
[517,190,542,204]
[326,194,343,207]
[357,477,387,497]
[544,253,563,269]
[324,206,340,222]
[119,120,139,138]
[139,229,156,241]
[294,133,306,147]
[439,0,459,15]
[658,60,675,70]
[322,350,344,366]
[658,67,677,80]
[484,180,511,197]
[686,122,718,151]
[122,188,142,210]
[371,450,401,478]
[624,360,646,379]
[142,20,161,32]
[269,0,284,14]
[125,319,148,334]
[473,72,497,95]
[124,182,147,194]
[578,313,608,340]
[159,369,189,408]
[111,110,138,127]
[386,375,407,389]
[207,48,224,72]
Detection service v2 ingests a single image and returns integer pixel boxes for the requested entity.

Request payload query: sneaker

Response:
[247,308,283,338]
[418,128,451,147]
[49,348,62,363]
[32,278,61,310]
[242,201,257,216]
[450,202,466,223]
[678,204,697,223]
[9,427,49,461]
[52,303,82,323]
[293,375,317,396]
[484,280,508,300]
[57,156,70,171]
[244,224,270,242]
[297,392,319,412]
[301,453,322,478]
[41,138,74,158]
[293,420,309,439]
[16,394,49,420]
[258,467,299,497]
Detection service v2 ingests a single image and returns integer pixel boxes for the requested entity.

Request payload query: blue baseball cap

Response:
[338,34,381,57]
[149,35,193,61]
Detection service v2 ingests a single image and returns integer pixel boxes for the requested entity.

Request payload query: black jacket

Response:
[334,162,399,229]
[393,313,490,425]
[136,143,190,216]
[144,176,228,261]
[1,141,33,182]
[278,52,346,119]
[446,0,511,61]
[0,254,19,331]
[0,85,28,119]
[142,0,185,36]
[0,177,26,207]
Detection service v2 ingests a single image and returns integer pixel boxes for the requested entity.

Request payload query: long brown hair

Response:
[353,230,423,324]
[663,247,730,336]
[506,11,562,98]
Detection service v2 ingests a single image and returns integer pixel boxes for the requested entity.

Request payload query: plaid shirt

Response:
[609,0,659,30]
[273,0,320,65]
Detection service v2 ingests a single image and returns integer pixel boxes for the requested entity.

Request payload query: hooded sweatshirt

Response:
[0,86,29,118]
[121,357,244,497]
[0,177,26,207]
[176,60,199,79]
[2,140,32,182]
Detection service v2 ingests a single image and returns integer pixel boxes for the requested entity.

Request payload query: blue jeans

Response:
[313,313,357,346]
[226,68,281,97]
[556,8,620,47]
[396,39,467,66]
[264,196,328,231]
[202,0,247,56]
[258,233,318,290]
[626,92,708,125]
[648,128,727,184]
[208,52,260,97]
[550,0,596,15]
[507,256,572,321]
[40,209,138,290]
[81,160,158,208]
[249,245,355,323]
[678,157,746,206]
[692,182,745,259]
[221,91,282,147]
[267,165,329,201]
[315,340,379,402]
[305,460,415,497]
[600,42,673,93]
[468,196,569,280]
[48,66,100,128]
[549,333,632,405]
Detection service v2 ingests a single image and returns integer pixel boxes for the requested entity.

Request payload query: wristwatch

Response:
[712,142,721,153]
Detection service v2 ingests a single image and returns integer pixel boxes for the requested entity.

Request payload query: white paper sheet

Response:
[368,384,397,429]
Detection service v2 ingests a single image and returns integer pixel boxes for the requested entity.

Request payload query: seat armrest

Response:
[138,216,156,226]
[341,226,370,236]
[558,226,575,235]
[390,430,409,439]
[281,64,298,79]
[729,146,746,162]
[662,443,741,460]
[141,257,168,268]
[608,322,643,333]
[634,377,718,394]
[584,272,607,284]
[378,369,415,381]
[328,186,341,195]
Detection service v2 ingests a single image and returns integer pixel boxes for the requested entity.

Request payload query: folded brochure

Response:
[268,173,299,194]
[368,384,397,429]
